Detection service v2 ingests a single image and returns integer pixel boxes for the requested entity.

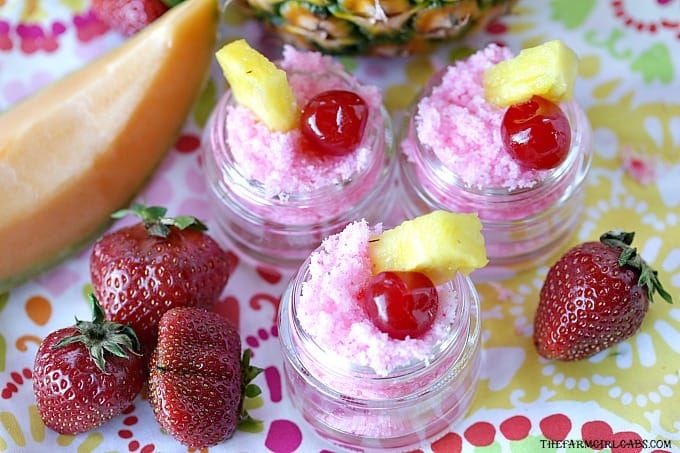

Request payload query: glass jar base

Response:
[202,92,398,268]
[278,252,483,453]
[398,169,587,278]
[283,348,481,452]
[397,91,593,278]
[206,175,399,269]
[205,191,326,269]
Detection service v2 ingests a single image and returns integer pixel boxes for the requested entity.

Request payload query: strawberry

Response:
[33,294,145,434]
[533,230,673,361]
[90,203,234,354]
[91,0,178,37]
[148,307,262,448]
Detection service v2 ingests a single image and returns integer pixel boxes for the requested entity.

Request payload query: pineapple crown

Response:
[600,230,673,304]
[53,294,141,373]
[112,202,207,238]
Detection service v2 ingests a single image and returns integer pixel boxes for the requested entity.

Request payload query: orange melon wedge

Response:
[0,0,219,293]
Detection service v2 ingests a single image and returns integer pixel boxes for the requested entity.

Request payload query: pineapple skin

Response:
[231,0,518,56]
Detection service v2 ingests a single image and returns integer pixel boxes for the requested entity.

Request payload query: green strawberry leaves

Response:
[112,203,208,238]
[53,294,142,373]
[237,349,264,433]
[599,230,673,304]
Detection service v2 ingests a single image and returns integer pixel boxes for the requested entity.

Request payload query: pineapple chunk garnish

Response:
[369,211,488,285]
[216,39,299,132]
[483,40,579,107]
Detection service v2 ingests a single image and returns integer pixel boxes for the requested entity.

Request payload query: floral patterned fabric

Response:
[1,0,679,452]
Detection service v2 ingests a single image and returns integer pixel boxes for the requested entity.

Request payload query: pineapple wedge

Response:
[369,211,488,285]
[483,40,579,107]
[216,39,299,132]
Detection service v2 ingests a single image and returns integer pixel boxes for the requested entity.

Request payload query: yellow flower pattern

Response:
[0,0,679,451]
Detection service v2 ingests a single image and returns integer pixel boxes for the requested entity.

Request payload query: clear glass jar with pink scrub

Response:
[202,50,395,267]
[277,222,481,451]
[398,49,593,278]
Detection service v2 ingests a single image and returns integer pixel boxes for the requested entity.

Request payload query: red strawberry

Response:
[91,0,174,37]
[90,203,234,354]
[33,294,145,434]
[533,230,673,361]
[148,307,262,448]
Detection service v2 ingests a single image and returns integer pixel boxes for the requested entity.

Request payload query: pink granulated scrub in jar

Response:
[277,220,482,451]
[399,44,592,277]
[203,46,395,267]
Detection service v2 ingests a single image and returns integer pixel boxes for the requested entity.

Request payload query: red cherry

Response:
[300,90,368,156]
[501,95,571,170]
[359,271,438,340]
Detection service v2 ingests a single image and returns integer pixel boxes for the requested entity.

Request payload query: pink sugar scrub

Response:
[224,46,384,198]
[402,43,549,191]
[296,219,461,378]
[398,41,591,256]
[202,46,395,266]
[278,220,482,447]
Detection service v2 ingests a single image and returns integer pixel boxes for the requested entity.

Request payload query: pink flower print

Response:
[0,21,12,51]
[15,22,64,54]
[73,9,110,43]
[621,144,660,185]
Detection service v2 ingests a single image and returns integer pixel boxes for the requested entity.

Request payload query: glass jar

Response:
[398,68,593,278]
[202,69,396,268]
[278,253,482,451]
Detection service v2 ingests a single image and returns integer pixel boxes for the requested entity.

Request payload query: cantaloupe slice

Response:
[0,0,219,293]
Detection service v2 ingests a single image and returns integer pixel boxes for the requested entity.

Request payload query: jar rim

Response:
[208,68,393,207]
[407,98,591,199]
[278,254,482,402]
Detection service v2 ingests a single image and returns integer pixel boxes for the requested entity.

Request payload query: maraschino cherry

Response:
[501,95,571,170]
[359,271,439,340]
[300,90,368,156]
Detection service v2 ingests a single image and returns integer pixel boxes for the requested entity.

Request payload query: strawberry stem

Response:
[53,294,142,373]
[111,202,207,238]
[599,230,673,304]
